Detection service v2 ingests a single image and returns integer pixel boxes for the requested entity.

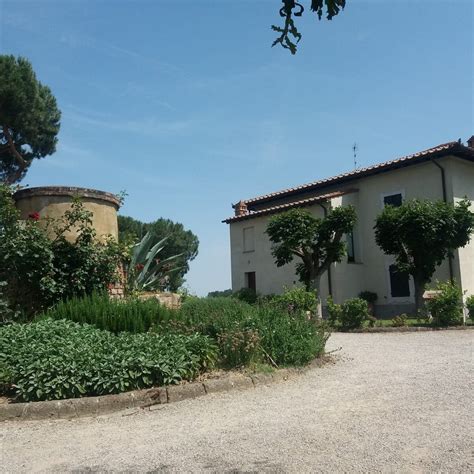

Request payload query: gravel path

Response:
[1,331,473,473]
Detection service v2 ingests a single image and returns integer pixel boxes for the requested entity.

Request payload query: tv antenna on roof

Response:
[353,143,358,169]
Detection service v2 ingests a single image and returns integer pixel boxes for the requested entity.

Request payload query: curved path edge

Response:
[0,360,328,423]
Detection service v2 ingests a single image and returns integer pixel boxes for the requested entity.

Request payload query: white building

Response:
[224,138,474,317]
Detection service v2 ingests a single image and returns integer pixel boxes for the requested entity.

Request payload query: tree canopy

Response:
[266,205,356,315]
[374,199,474,314]
[118,215,199,292]
[272,0,347,54]
[0,55,61,184]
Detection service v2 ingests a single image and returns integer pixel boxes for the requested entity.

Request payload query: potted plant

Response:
[358,291,378,316]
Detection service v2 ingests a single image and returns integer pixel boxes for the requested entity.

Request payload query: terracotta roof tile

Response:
[243,141,471,206]
[223,190,355,223]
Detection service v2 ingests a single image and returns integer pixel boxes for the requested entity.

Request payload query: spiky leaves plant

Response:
[127,231,182,293]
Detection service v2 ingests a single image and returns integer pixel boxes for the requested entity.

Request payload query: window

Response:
[383,193,403,207]
[389,264,410,297]
[243,227,255,252]
[346,230,355,263]
[245,272,256,292]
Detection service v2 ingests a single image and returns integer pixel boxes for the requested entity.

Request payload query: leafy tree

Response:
[118,215,199,292]
[0,55,61,184]
[207,289,233,298]
[272,0,347,54]
[266,206,356,316]
[374,199,474,314]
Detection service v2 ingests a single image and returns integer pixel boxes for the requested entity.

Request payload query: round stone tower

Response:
[13,186,121,242]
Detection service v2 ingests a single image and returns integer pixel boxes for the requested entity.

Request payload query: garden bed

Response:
[0,356,332,422]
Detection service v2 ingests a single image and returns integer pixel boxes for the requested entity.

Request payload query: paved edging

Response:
[346,325,474,333]
[0,367,307,423]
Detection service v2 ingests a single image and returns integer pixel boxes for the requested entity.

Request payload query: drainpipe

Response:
[431,159,454,281]
[317,202,333,296]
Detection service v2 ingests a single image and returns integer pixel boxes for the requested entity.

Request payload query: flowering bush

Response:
[0,184,124,317]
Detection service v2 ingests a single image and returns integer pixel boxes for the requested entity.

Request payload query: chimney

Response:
[467,135,474,149]
[234,200,248,217]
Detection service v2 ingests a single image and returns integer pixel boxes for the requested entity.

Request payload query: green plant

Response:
[426,281,464,327]
[0,186,123,317]
[391,314,408,327]
[0,55,61,184]
[125,231,182,293]
[169,297,328,368]
[326,296,369,330]
[0,319,217,402]
[271,286,318,315]
[375,199,474,314]
[358,291,378,303]
[118,215,199,292]
[255,303,329,366]
[233,288,259,305]
[42,293,173,334]
[266,206,356,317]
[466,295,474,320]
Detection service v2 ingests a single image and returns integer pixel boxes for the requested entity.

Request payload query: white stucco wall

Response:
[228,155,473,316]
[447,157,474,299]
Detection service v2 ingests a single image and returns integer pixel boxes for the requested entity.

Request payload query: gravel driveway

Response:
[1,331,473,473]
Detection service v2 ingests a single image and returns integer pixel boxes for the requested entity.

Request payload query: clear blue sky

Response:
[1,0,472,295]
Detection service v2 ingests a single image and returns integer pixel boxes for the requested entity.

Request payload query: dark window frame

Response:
[245,271,256,292]
[388,264,410,297]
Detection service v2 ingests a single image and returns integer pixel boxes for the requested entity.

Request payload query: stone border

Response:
[13,186,121,209]
[0,365,318,423]
[344,325,474,333]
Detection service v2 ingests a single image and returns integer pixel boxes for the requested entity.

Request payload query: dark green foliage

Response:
[358,291,378,303]
[0,185,123,317]
[207,289,233,298]
[0,55,61,184]
[327,297,369,330]
[0,319,217,402]
[266,207,356,291]
[271,287,318,314]
[391,314,408,327]
[118,215,198,292]
[42,293,173,334]
[375,199,474,313]
[272,1,346,54]
[126,232,182,293]
[255,304,328,366]
[174,297,328,367]
[233,288,259,305]
[266,206,356,317]
[466,295,474,319]
[426,281,463,327]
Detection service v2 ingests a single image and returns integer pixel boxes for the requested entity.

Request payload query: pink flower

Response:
[28,212,40,221]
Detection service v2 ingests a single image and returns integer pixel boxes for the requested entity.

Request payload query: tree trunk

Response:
[413,276,426,316]
[311,274,323,320]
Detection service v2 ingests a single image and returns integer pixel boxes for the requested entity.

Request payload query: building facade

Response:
[224,139,474,317]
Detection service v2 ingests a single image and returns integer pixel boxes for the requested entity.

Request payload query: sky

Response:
[1,0,472,295]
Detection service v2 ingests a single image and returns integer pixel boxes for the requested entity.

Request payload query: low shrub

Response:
[466,295,474,320]
[426,281,463,327]
[358,291,378,303]
[270,287,317,315]
[391,314,408,327]
[0,319,217,402]
[327,297,369,330]
[255,304,328,366]
[172,297,328,368]
[233,288,259,305]
[42,293,173,334]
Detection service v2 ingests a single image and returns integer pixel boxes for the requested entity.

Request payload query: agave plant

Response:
[126,231,182,293]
